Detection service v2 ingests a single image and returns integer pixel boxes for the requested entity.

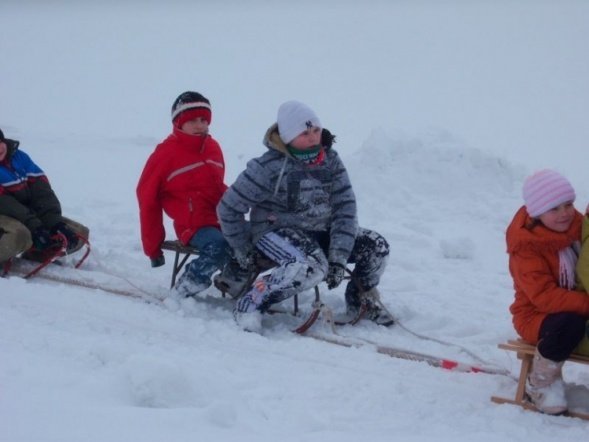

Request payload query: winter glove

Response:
[150,254,165,268]
[51,222,79,251]
[31,226,53,250]
[326,262,346,289]
[234,247,255,271]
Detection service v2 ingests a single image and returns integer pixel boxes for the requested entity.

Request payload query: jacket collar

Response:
[171,127,209,152]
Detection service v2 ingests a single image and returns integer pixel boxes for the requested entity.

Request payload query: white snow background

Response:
[2,1,589,441]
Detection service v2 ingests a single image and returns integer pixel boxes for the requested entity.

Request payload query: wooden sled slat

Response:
[491,396,589,420]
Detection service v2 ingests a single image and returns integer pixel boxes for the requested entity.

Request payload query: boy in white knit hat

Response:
[217,100,392,332]
[506,169,589,415]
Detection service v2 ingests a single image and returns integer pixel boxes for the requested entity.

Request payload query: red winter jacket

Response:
[507,206,589,344]
[136,128,227,259]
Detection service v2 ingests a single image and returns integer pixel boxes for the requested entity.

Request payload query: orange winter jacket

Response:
[507,206,589,344]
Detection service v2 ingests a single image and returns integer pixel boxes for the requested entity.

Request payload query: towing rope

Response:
[338,269,511,376]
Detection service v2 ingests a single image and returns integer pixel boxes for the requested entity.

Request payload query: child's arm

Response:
[512,249,589,314]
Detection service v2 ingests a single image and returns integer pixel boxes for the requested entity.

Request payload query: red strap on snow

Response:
[73,234,91,269]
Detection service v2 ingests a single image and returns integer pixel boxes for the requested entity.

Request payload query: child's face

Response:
[538,201,576,232]
[180,117,209,135]
[289,126,322,150]
[0,141,6,161]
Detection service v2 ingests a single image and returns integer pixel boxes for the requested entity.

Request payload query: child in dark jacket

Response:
[217,100,391,332]
[0,128,89,264]
[506,169,589,415]
[136,92,232,297]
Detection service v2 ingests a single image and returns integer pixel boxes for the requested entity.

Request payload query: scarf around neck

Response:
[287,144,323,164]
[559,242,580,290]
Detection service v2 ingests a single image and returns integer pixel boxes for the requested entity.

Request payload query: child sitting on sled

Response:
[217,100,392,332]
[136,91,240,298]
[506,169,589,415]
[0,128,89,266]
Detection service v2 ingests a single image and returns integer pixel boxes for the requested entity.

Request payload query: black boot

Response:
[345,282,394,327]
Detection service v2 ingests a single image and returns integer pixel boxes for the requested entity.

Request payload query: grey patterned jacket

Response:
[217,124,358,267]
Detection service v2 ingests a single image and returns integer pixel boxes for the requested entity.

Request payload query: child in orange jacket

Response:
[506,169,589,415]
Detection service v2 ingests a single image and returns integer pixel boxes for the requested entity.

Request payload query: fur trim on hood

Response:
[262,123,336,156]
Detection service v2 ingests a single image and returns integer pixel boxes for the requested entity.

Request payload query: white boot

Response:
[525,349,567,415]
[234,310,263,333]
[233,285,265,333]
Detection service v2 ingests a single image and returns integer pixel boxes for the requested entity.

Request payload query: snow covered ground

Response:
[2,2,589,441]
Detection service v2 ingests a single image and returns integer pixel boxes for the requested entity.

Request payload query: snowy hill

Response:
[2,2,589,441]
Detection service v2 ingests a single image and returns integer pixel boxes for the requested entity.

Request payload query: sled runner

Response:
[2,233,90,279]
[491,339,589,420]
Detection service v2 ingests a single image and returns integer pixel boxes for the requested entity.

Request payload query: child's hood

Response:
[0,131,20,160]
[262,123,290,156]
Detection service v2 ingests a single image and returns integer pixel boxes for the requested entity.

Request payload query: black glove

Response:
[51,222,79,251]
[151,254,165,268]
[31,226,53,250]
[326,262,346,289]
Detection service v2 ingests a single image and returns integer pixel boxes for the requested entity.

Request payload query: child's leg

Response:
[538,312,587,360]
[235,228,328,313]
[344,227,389,310]
[0,216,32,263]
[175,227,231,296]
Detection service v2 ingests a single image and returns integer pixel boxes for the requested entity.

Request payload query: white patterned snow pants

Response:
[235,227,389,313]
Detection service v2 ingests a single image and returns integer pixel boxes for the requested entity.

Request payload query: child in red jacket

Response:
[136,92,232,297]
[506,169,589,415]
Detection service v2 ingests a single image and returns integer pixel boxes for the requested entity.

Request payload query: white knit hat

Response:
[522,169,576,217]
[276,100,322,144]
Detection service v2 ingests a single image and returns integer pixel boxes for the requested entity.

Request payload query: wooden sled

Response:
[161,239,303,315]
[160,239,375,333]
[491,339,589,420]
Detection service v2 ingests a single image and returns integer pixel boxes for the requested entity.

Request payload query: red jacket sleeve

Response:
[136,150,166,259]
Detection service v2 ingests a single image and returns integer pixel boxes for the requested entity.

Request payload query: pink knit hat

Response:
[522,169,576,218]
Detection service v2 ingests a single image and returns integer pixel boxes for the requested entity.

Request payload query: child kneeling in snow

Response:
[0,128,89,265]
[506,169,589,415]
[217,100,391,332]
